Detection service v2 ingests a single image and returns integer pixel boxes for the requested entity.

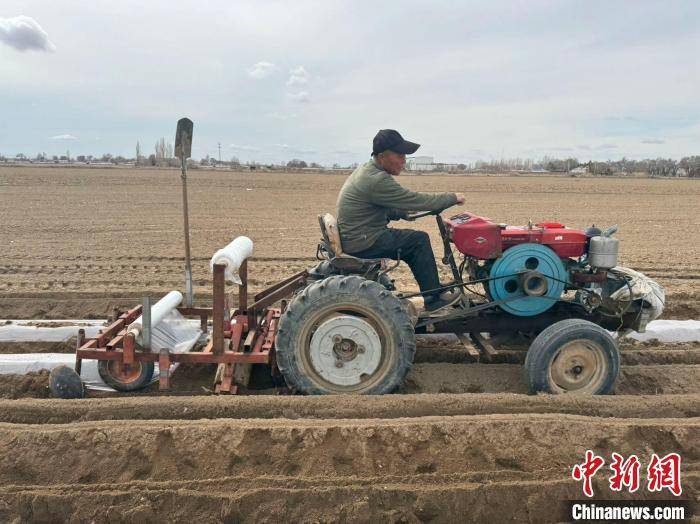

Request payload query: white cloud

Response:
[642,138,665,144]
[49,134,77,140]
[247,61,276,79]
[1,2,698,162]
[229,143,260,151]
[287,91,310,103]
[273,143,316,155]
[287,65,310,86]
[0,16,55,52]
[265,112,298,120]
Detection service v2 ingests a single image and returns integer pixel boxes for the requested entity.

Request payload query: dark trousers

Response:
[347,229,441,298]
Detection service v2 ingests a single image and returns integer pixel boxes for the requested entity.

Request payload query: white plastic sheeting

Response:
[625,319,700,343]
[609,267,666,323]
[145,309,202,353]
[0,310,202,391]
[0,353,112,391]
[0,319,108,325]
[0,323,104,342]
[210,236,253,284]
[0,312,202,346]
[127,290,183,345]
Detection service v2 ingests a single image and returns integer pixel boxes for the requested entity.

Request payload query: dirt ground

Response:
[0,166,698,522]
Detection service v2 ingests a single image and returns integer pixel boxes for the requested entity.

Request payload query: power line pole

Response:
[217,142,222,164]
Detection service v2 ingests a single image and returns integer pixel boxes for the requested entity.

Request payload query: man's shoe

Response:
[424,289,462,312]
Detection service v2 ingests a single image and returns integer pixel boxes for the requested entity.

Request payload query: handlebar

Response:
[404,203,457,222]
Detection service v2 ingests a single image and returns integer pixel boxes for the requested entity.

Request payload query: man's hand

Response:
[454,192,466,204]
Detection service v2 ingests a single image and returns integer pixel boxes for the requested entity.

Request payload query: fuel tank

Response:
[443,212,588,259]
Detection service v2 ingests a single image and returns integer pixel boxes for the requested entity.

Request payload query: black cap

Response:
[372,129,420,156]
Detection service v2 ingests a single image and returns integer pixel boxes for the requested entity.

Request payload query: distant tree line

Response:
[2,148,699,177]
[466,156,700,177]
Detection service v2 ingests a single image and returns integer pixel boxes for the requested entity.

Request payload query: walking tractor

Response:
[73,119,664,396]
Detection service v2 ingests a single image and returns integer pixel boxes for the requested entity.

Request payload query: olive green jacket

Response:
[336,159,458,253]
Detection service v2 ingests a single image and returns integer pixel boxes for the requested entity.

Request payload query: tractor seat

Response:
[318,213,386,271]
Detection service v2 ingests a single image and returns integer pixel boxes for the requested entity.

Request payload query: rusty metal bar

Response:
[76,349,271,364]
[253,270,307,302]
[469,332,498,362]
[238,259,248,310]
[252,310,274,354]
[142,296,152,350]
[456,333,480,361]
[249,274,306,314]
[106,334,125,350]
[212,263,226,354]
[123,333,135,365]
[159,349,171,389]
[74,329,85,375]
[79,339,97,350]
[97,305,142,347]
[229,319,244,352]
[217,364,237,394]
[243,329,256,350]
[177,307,212,316]
[262,315,278,351]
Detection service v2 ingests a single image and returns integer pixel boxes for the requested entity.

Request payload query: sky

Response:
[1,1,699,165]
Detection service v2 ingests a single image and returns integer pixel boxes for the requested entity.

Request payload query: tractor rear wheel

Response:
[524,319,619,395]
[276,275,415,395]
[97,359,154,392]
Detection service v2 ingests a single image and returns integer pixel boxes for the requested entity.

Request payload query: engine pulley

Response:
[488,243,568,316]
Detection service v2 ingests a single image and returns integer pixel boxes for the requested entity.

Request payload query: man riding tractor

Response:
[336,129,466,312]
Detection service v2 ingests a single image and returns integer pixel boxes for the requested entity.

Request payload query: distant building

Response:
[406,156,435,171]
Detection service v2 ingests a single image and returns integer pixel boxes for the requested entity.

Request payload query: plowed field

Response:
[0,166,698,522]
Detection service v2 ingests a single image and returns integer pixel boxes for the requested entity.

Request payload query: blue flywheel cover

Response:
[488,243,568,316]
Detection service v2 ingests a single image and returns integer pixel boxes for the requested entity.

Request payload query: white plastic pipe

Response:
[127,291,183,344]
[210,236,254,284]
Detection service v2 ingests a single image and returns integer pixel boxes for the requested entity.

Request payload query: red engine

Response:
[443,212,588,259]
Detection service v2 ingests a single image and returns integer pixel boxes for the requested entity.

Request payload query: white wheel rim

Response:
[309,315,382,386]
[549,339,607,394]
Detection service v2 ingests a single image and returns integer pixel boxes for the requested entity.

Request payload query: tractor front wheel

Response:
[524,319,619,395]
[276,275,415,395]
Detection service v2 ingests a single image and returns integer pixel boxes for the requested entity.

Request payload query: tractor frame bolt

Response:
[358,346,365,354]
[332,335,343,344]
[335,361,344,368]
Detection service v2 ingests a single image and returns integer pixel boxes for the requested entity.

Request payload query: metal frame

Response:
[75,261,307,394]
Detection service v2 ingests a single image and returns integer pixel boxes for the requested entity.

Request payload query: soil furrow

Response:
[403,363,700,395]
[0,414,697,487]
[1,363,698,400]
[3,475,697,524]
[0,393,698,424]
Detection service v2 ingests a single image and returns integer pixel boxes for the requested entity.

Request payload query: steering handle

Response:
[404,203,456,222]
